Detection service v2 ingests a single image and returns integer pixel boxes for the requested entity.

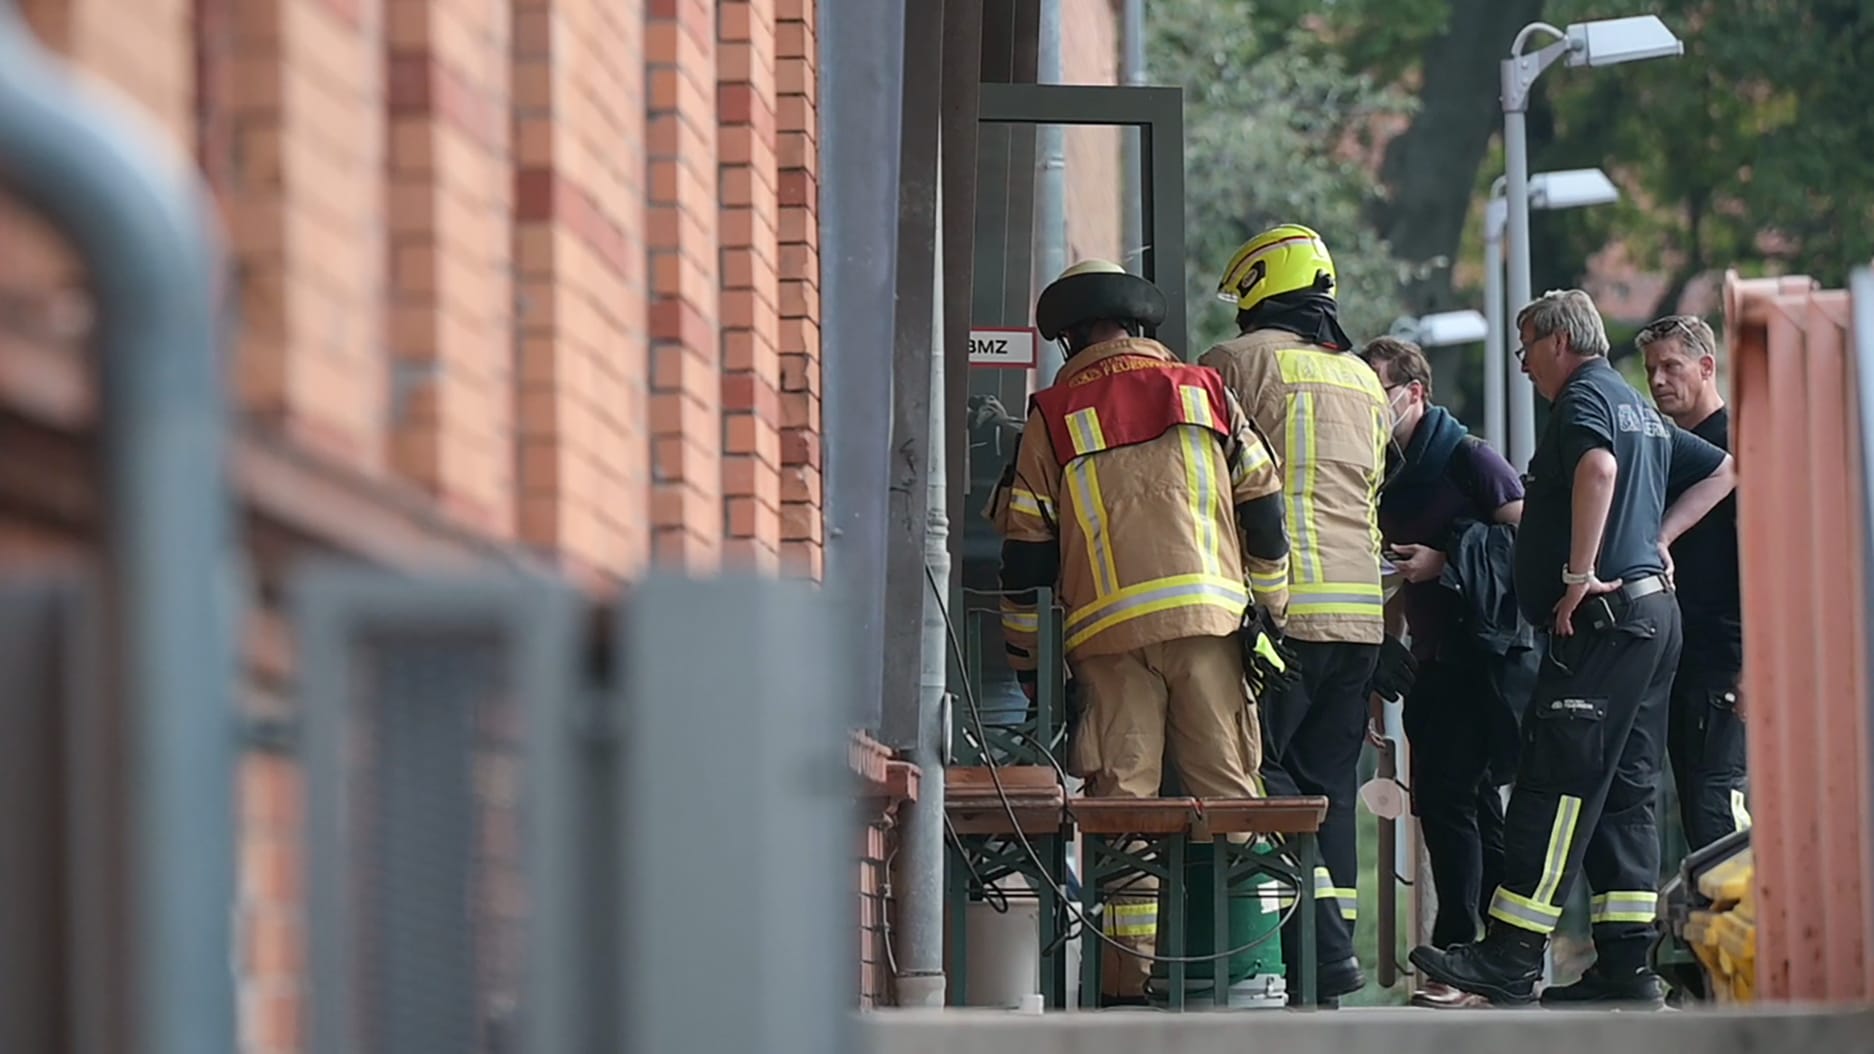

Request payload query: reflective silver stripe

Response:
[1064,575,1248,650]
[1285,391,1318,581]
[1488,888,1563,934]
[1179,424,1222,576]
[1589,891,1658,924]
[1008,487,1051,522]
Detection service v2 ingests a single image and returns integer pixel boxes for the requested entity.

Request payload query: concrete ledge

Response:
[863,1007,1874,1054]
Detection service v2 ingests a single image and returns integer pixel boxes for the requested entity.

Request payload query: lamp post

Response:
[1391,309,1489,348]
[1502,15,1682,467]
[1485,168,1621,451]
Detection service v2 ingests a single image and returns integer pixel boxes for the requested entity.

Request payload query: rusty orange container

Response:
[1725,269,1874,1002]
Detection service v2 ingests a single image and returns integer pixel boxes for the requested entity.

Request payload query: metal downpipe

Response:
[1120,0,1147,271]
[897,173,952,1008]
[0,7,237,1053]
[1034,0,1067,384]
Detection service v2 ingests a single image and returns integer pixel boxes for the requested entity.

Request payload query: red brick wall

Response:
[10,0,843,1039]
[718,0,783,572]
[387,0,516,537]
[647,0,721,570]
[514,0,651,580]
[776,0,822,579]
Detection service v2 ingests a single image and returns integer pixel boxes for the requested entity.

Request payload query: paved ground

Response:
[864,1006,1874,1054]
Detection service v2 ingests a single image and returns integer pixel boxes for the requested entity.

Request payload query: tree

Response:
[1149,1,1415,352]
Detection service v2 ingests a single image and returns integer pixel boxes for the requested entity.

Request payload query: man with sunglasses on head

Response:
[1410,290,1735,1009]
[1638,315,1749,853]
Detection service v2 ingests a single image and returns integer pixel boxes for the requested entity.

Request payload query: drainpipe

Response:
[0,7,236,1053]
[1120,0,1146,272]
[1033,0,1067,384]
[898,177,951,1009]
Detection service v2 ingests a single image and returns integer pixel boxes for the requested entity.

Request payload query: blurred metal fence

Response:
[295,569,858,1054]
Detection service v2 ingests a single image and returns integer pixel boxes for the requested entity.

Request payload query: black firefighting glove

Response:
[1369,634,1418,701]
[1241,603,1301,701]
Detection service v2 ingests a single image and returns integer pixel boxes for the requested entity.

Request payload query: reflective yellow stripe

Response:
[1232,433,1273,486]
[1064,574,1249,651]
[1106,900,1157,938]
[1008,487,1052,523]
[1589,890,1658,924]
[1179,384,1216,430]
[1249,567,1288,591]
[1000,610,1039,634]
[1066,407,1107,457]
[1731,788,1753,831]
[1275,347,1388,399]
[1532,795,1582,907]
[1489,887,1564,934]
[1285,391,1319,581]
[1313,867,1358,921]
[1287,580,1383,618]
[1179,425,1223,577]
[1065,457,1119,597]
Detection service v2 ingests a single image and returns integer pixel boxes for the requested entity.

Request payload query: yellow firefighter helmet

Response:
[1215,224,1338,313]
[1035,259,1167,342]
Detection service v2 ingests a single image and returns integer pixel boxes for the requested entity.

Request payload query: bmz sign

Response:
[969,327,1038,369]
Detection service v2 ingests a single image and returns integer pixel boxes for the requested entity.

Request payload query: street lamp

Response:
[1484,168,1620,450]
[1502,15,1682,467]
[1391,309,1489,348]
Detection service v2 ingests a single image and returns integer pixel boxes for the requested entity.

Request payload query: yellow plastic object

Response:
[1685,848,1756,1003]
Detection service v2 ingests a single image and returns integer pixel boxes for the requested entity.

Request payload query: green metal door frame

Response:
[977,83,1188,356]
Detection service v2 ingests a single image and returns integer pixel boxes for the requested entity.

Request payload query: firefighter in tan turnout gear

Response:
[1200,224,1392,1006]
[987,260,1293,1004]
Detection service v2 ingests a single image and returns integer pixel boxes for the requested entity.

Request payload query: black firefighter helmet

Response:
[1034,259,1167,354]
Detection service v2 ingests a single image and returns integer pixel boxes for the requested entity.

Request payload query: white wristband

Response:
[1561,566,1593,586]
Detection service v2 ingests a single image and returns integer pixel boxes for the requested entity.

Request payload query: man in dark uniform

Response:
[1409,290,1736,1008]
[1640,315,1748,850]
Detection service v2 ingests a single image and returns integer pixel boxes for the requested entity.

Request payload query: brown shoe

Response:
[1411,981,1492,1009]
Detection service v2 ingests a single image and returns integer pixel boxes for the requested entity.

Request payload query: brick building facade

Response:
[1,0,1124,1034]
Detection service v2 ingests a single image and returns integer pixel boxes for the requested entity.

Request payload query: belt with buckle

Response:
[1618,574,1670,602]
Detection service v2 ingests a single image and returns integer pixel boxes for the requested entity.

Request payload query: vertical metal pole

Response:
[1849,267,1874,909]
[820,0,909,732]
[1503,92,1537,471]
[0,10,236,1053]
[1033,0,1067,384]
[897,173,951,1008]
[1484,197,1508,451]
[1119,0,1147,272]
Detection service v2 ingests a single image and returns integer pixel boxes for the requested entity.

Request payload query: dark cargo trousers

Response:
[1486,589,1681,968]
[1666,670,1749,852]
[1258,639,1380,975]
[1404,659,1520,948]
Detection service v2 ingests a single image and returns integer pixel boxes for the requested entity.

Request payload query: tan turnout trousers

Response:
[1070,632,1262,999]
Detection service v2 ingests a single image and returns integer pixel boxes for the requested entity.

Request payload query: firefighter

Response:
[1199,224,1390,1005]
[988,260,1291,1005]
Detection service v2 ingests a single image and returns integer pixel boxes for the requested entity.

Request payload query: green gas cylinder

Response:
[1148,840,1287,1009]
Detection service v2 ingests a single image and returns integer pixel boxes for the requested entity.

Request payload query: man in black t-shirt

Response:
[1410,290,1736,1009]
[1640,315,1747,851]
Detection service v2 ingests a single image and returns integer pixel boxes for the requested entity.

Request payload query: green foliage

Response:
[1149,1,1415,353]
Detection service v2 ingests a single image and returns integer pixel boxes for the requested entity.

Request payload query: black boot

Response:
[1285,955,1366,1008]
[1408,929,1543,1007]
[1540,962,1666,1009]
